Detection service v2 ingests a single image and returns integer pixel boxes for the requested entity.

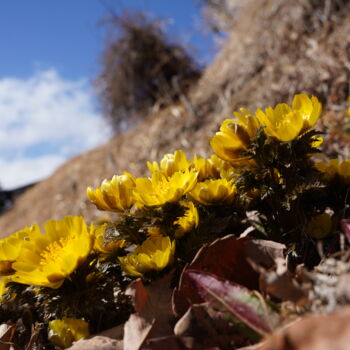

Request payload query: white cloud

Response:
[0,69,111,190]
[0,155,66,190]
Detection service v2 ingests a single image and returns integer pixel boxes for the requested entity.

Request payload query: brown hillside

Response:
[1,0,350,237]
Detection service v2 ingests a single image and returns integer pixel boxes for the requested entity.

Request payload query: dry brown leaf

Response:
[174,303,242,350]
[124,273,175,350]
[124,314,154,350]
[68,336,123,350]
[96,324,124,340]
[257,258,305,303]
[0,324,15,350]
[68,323,124,350]
[243,240,285,269]
[143,336,185,350]
[257,306,350,350]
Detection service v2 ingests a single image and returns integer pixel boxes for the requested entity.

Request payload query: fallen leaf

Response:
[125,278,150,314]
[184,270,280,336]
[173,235,285,316]
[68,336,123,350]
[0,323,15,350]
[143,335,185,350]
[123,314,154,350]
[124,273,175,350]
[257,258,305,303]
[257,305,350,350]
[174,303,246,350]
[96,324,124,340]
[341,219,350,243]
[243,239,285,269]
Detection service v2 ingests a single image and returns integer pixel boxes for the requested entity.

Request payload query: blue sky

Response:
[0,0,213,79]
[0,1,215,189]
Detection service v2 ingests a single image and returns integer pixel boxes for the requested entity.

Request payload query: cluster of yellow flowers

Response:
[211,94,322,161]
[0,93,330,290]
[2,92,350,348]
[83,93,328,277]
[87,150,236,210]
[86,148,238,276]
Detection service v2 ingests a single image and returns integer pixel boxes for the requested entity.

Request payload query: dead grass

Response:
[0,0,350,237]
[95,10,201,134]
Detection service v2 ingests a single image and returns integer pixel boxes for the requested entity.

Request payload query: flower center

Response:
[40,237,70,265]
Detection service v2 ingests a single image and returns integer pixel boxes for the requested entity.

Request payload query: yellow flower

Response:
[0,226,37,276]
[147,150,190,178]
[147,226,162,237]
[315,159,350,183]
[306,213,333,239]
[174,201,199,238]
[191,155,220,180]
[119,236,175,277]
[11,216,93,289]
[210,109,260,162]
[49,318,89,349]
[93,225,125,255]
[87,172,136,212]
[188,178,236,205]
[134,169,197,207]
[255,94,322,142]
[205,154,239,180]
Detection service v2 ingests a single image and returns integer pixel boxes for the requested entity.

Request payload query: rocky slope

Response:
[1,0,350,237]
